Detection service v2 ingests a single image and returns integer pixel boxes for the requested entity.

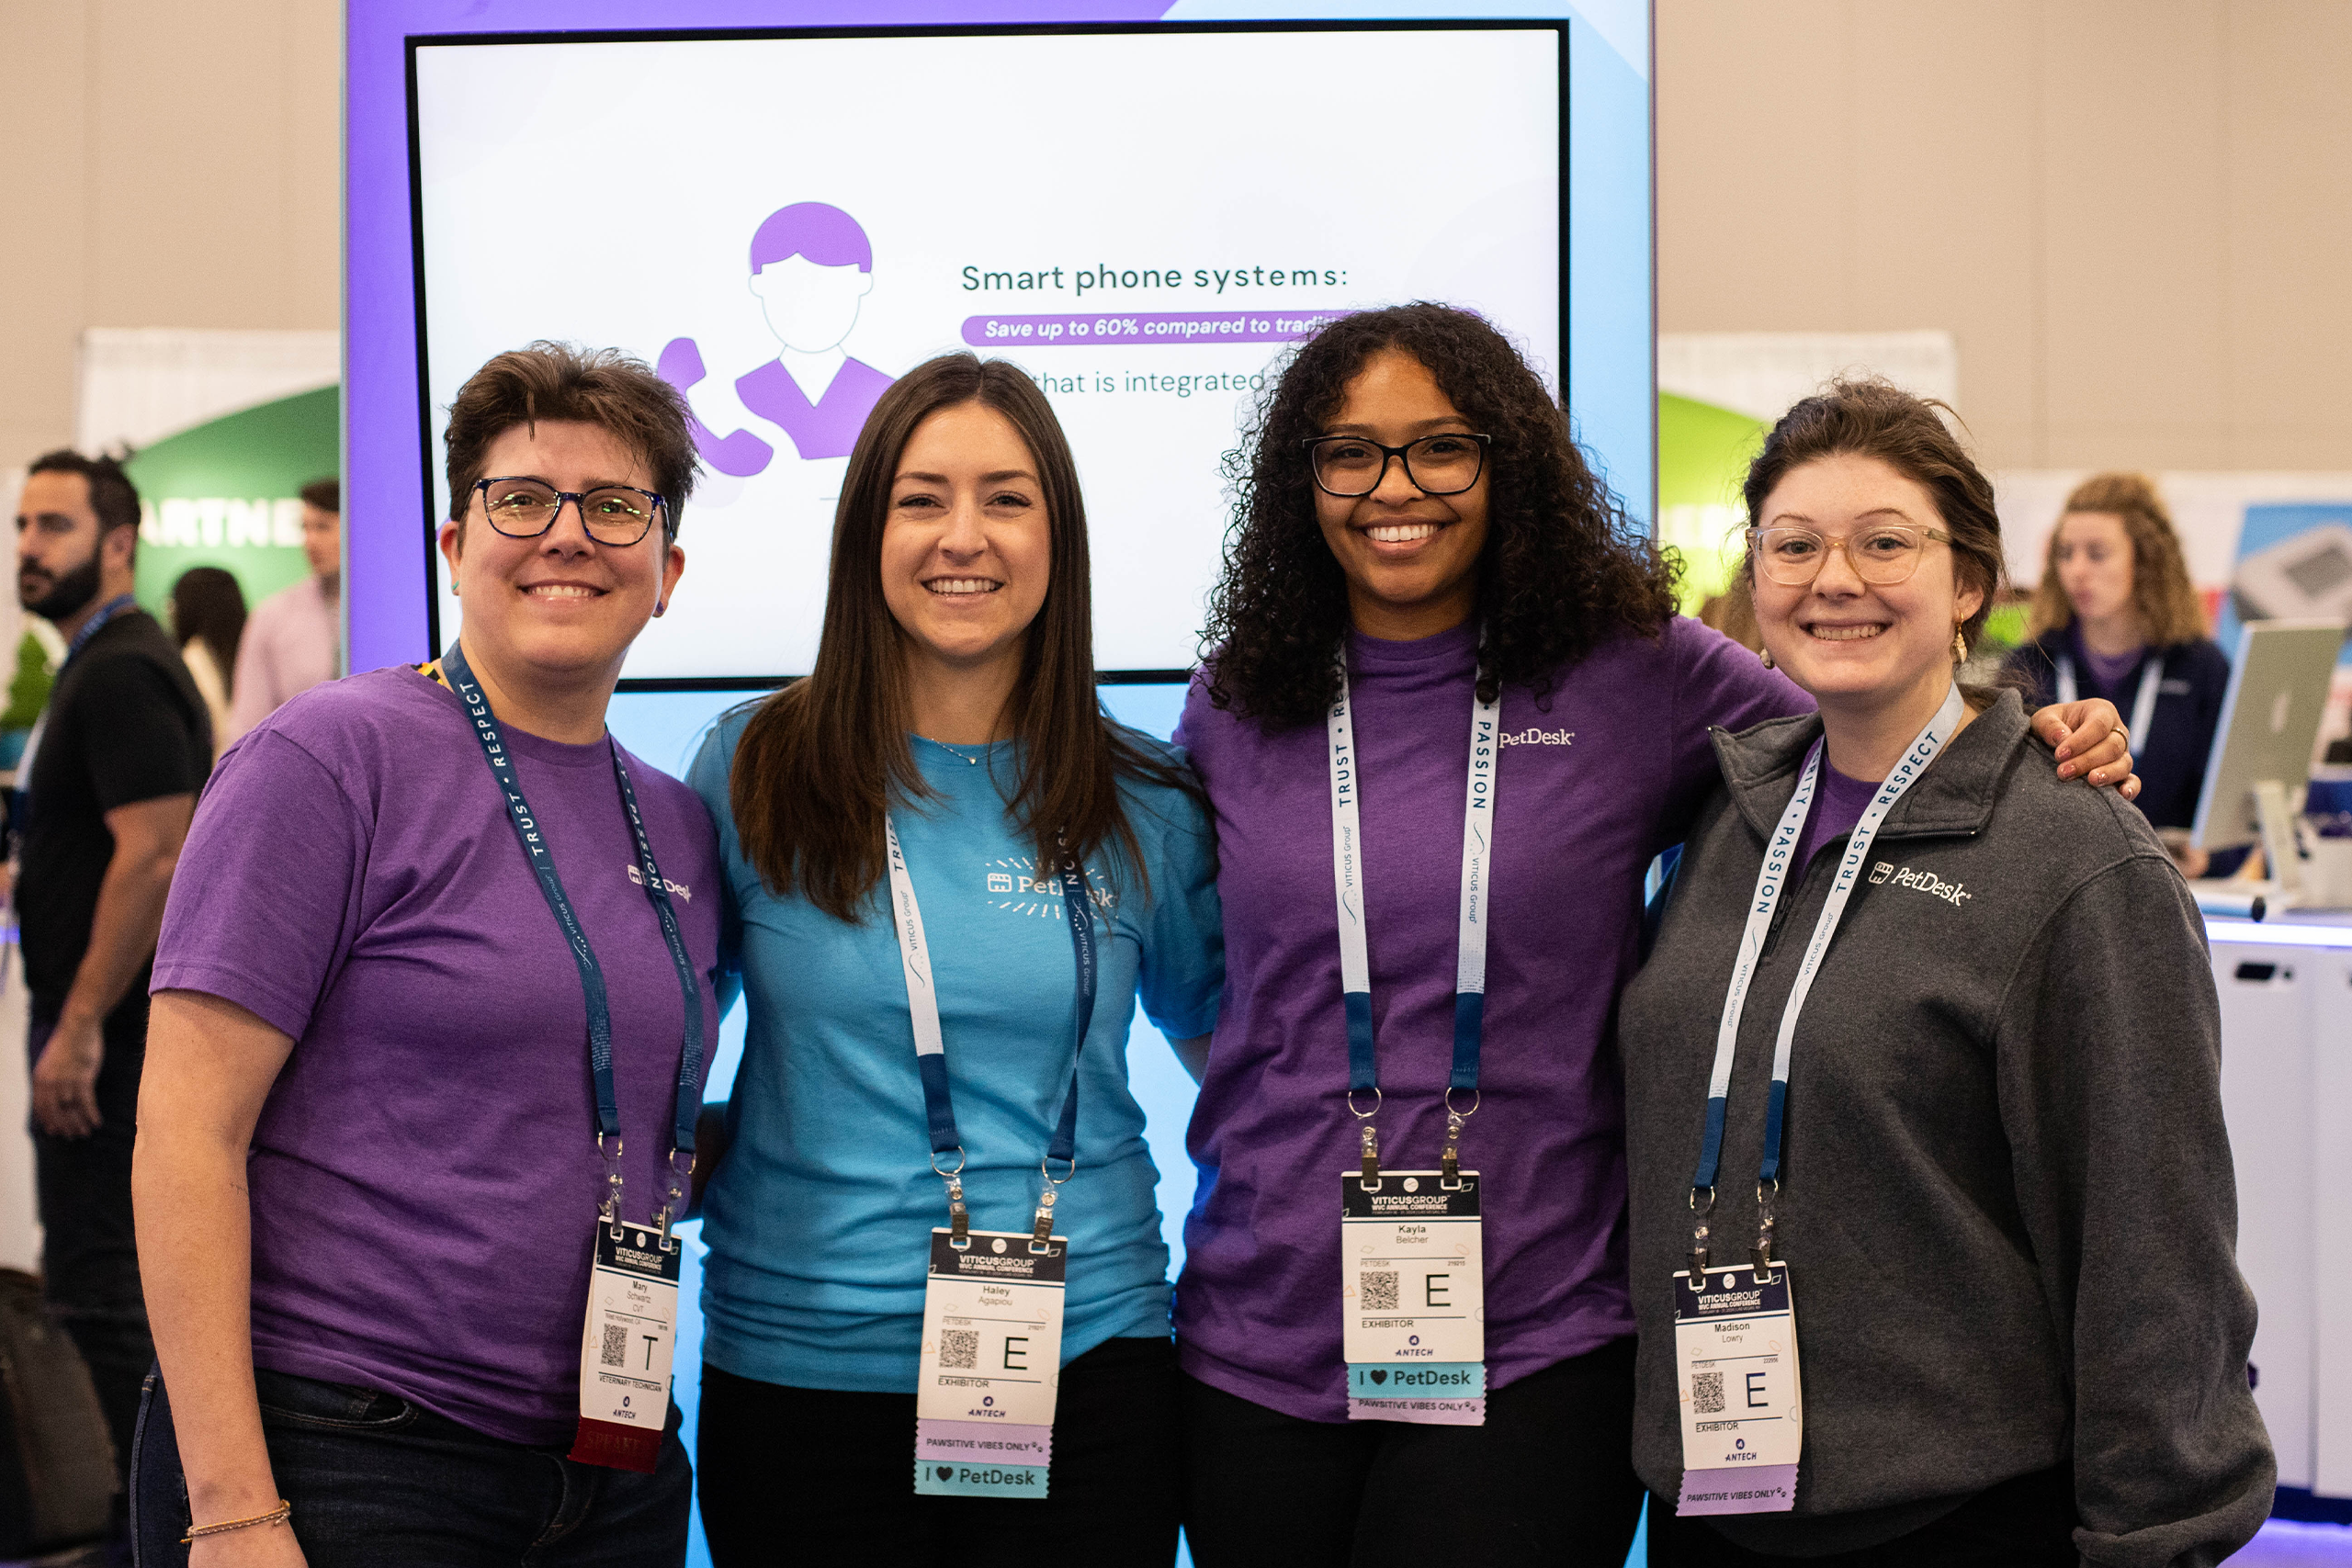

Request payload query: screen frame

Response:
[403,17,1572,690]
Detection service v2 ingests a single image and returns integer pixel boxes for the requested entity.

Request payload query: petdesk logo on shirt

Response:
[1871,862,1970,907]
[981,858,1115,920]
[1498,728,1575,748]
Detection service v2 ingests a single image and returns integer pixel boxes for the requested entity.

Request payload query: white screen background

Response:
[415,27,1560,679]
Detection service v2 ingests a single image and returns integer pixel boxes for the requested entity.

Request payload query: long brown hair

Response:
[169,565,246,694]
[729,354,1197,921]
[2026,471,2208,645]
[1741,378,2007,658]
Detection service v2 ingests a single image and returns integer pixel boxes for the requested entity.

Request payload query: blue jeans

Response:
[130,1368,691,1567]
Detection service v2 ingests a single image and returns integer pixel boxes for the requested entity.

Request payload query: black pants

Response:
[1645,1464,2077,1567]
[134,1369,691,1567]
[696,1335,1180,1567]
[1181,1337,1645,1568]
[29,992,153,1505]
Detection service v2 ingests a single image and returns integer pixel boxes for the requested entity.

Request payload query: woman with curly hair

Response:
[1168,305,2135,1566]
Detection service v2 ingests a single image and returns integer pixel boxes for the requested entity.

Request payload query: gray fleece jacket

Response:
[1619,691,2274,1565]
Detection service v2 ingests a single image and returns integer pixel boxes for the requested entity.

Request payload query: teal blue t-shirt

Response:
[689,711,1223,1393]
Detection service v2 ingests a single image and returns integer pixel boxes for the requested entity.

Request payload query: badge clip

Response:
[1751,1179,1779,1276]
[597,1134,626,1239]
[1031,1153,1074,1254]
[1357,1121,1383,1191]
[651,1147,691,1251]
[1688,1185,1714,1279]
[933,1148,970,1250]
[1440,1089,1478,1190]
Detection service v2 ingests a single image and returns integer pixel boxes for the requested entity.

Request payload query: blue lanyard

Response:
[1326,654,1498,1180]
[11,595,142,834]
[884,813,1097,1249]
[64,594,139,664]
[440,641,705,1224]
[1687,682,1964,1276]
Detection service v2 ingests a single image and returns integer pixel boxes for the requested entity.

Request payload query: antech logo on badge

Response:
[1871,862,1971,906]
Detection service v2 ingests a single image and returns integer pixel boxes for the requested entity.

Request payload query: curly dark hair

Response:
[1200,302,1678,729]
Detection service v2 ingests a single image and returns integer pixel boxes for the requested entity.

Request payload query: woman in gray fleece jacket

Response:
[1621,381,2273,1567]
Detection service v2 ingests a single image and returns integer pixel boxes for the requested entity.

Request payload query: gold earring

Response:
[1759,645,1775,670]
[1951,628,1968,663]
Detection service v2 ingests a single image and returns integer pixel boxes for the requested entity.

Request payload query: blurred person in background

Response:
[2007,473,2232,872]
[169,566,246,760]
[225,478,339,742]
[12,450,212,1555]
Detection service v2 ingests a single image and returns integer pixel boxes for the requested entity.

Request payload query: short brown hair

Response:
[727,353,1199,921]
[1742,378,2005,658]
[299,478,339,513]
[442,342,697,540]
[2026,472,2207,646]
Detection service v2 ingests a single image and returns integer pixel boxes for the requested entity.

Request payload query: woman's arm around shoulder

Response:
[1995,851,2274,1563]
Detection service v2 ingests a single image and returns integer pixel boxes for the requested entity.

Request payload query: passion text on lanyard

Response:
[1326,652,1498,1181]
[1688,682,1966,1277]
[441,641,705,1235]
[884,814,1097,1252]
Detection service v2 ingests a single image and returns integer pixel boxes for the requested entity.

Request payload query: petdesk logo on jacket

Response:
[1871,862,1971,906]
[1498,728,1575,748]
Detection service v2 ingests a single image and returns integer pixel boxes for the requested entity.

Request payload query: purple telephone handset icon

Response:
[658,336,775,479]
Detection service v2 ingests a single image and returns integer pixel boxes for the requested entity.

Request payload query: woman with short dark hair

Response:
[688,354,1219,1565]
[132,341,721,1566]
[1171,306,2138,1567]
[1623,382,2271,1564]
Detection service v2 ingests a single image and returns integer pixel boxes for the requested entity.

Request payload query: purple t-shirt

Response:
[1788,757,1884,876]
[152,666,724,1444]
[1172,616,1805,1421]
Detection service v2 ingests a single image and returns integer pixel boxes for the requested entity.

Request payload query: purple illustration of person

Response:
[658,202,896,476]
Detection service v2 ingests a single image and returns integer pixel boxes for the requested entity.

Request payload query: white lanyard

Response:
[2055,650,2160,750]
[1687,682,1966,1273]
[1326,659,1498,1125]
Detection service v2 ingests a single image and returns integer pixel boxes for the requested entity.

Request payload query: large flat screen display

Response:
[410,23,1565,682]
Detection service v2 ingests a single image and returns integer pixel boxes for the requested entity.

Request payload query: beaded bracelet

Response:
[182,1499,292,1544]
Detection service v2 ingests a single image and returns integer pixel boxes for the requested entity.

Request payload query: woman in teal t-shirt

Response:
[687,354,1221,1565]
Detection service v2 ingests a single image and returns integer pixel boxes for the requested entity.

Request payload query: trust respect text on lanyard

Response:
[442,640,705,1474]
[1329,653,1497,1427]
[2056,650,2160,750]
[1671,682,1963,1517]
[886,814,1096,1500]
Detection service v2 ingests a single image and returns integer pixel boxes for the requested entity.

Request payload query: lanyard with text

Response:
[440,640,705,1473]
[2055,650,2160,751]
[13,593,140,832]
[1329,653,1498,1426]
[1672,682,1963,1517]
[886,815,1096,1499]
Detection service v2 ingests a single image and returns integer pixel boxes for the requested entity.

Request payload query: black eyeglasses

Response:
[1303,433,1491,498]
[474,478,669,547]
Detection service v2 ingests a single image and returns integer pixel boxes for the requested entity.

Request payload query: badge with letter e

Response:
[913,1228,1067,1498]
[1674,1263,1802,1515]
[569,1221,682,1472]
[1341,1170,1485,1426]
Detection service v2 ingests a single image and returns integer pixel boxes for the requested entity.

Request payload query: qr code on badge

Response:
[1360,1270,1399,1312]
[940,1329,979,1370]
[600,1322,627,1369]
[1691,1371,1725,1415]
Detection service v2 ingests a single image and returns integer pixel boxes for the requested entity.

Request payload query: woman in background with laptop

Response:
[2006,472,2233,871]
